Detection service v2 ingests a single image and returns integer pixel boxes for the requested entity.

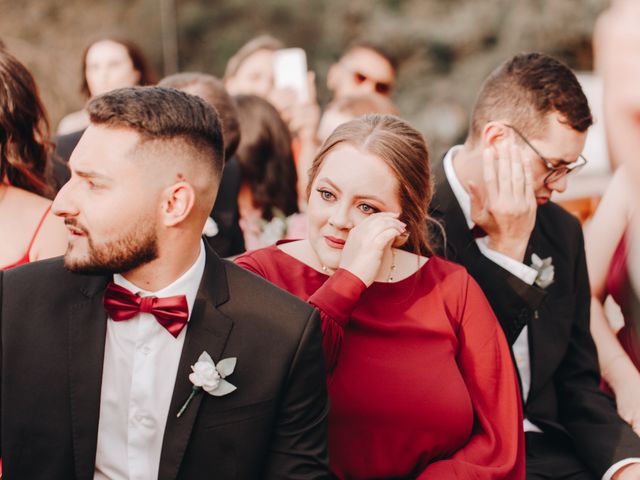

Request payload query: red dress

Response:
[605,233,640,370]
[236,245,524,479]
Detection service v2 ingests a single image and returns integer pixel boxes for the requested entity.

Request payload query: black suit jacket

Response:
[0,247,329,479]
[204,156,245,258]
[429,160,640,478]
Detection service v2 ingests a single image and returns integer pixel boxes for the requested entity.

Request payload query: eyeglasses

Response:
[341,64,392,95]
[503,124,588,186]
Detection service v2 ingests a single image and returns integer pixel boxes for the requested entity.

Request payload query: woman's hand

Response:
[338,212,406,286]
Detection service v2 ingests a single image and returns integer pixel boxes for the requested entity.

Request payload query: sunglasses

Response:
[341,64,392,95]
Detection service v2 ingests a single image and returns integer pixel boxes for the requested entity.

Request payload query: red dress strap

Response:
[1,204,52,270]
[24,204,52,257]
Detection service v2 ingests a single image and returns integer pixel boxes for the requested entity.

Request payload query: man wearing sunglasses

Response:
[326,42,396,100]
[430,53,640,479]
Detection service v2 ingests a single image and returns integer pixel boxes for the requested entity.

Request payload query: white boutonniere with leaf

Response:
[177,351,237,418]
[530,253,554,288]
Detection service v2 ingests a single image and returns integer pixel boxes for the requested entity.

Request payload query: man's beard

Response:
[64,218,159,275]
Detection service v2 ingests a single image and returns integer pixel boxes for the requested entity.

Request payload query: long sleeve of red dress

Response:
[236,245,524,479]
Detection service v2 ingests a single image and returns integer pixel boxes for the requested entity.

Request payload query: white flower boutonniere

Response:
[260,215,288,246]
[203,217,219,237]
[530,253,554,288]
[177,351,237,418]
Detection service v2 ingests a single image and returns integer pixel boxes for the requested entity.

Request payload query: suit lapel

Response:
[523,225,540,397]
[68,274,110,479]
[433,160,533,399]
[158,249,233,480]
[431,159,477,260]
[524,217,564,400]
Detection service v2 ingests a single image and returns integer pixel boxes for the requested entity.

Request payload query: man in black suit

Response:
[430,53,640,479]
[0,86,329,479]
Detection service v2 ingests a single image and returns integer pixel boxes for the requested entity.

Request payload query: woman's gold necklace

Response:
[322,249,397,282]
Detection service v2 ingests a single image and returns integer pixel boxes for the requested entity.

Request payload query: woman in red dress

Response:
[585,165,640,434]
[236,114,524,479]
[0,48,67,270]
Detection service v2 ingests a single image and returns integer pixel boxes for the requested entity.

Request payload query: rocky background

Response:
[1,0,607,158]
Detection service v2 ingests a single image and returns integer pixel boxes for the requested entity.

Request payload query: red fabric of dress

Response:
[236,244,524,479]
[605,233,640,369]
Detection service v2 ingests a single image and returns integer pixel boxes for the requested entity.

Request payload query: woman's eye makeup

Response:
[358,203,378,214]
[317,187,382,214]
[317,188,335,201]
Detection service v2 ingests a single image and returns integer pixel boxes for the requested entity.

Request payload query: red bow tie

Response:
[103,282,189,338]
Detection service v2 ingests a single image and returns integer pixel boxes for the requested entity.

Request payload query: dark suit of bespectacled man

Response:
[1,86,329,479]
[429,53,640,479]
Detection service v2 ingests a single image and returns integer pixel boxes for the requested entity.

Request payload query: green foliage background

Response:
[1,0,607,157]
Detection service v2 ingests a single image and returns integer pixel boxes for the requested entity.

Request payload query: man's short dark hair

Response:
[158,73,241,160]
[87,86,224,177]
[469,52,593,143]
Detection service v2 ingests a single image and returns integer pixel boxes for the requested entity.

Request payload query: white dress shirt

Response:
[94,242,206,480]
[443,147,639,480]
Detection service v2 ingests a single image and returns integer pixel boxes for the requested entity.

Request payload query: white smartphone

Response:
[273,48,309,102]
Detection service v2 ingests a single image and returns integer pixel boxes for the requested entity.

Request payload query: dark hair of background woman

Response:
[79,36,157,98]
[234,94,299,220]
[0,49,53,197]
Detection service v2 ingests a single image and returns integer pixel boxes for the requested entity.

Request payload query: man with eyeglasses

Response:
[430,52,640,479]
[326,41,396,100]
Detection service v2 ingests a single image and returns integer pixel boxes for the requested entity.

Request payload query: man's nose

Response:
[548,174,568,193]
[51,181,78,218]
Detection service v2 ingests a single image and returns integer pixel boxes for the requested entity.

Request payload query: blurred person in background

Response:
[585,165,640,436]
[233,94,304,250]
[51,37,157,191]
[224,34,283,99]
[159,72,245,257]
[587,0,640,439]
[57,36,156,135]
[430,52,640,479]
[236,114,525,479]
[225,35,321,205]
[594,0,640,178]
[326,42,397,102]
[0,48,67,269]
[317,93,400,143]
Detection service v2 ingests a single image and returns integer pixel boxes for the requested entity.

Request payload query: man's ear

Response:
[160,182,196,227]
[481,121,509,150]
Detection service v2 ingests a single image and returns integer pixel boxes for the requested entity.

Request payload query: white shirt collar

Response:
[112,240,206,322]
[442,145,475,230]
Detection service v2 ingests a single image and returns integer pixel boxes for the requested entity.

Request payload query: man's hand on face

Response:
[468,140,537,263]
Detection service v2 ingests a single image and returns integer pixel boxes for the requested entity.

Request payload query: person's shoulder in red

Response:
[235,243,282,277]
